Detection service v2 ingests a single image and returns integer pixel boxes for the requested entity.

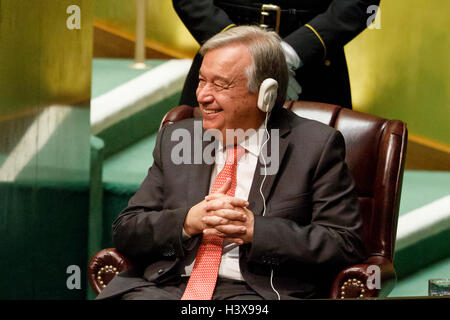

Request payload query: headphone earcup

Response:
[257,78,278,113]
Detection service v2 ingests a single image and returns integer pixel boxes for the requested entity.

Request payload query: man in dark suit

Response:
[97,26,365,300]
[173,0,381,109]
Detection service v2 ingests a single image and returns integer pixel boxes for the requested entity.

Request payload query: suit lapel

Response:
[188,162,213,206]
[248,109,291,216]
[187,121,216,205]
[247,137,289,216]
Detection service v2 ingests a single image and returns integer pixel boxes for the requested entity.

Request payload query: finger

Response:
[203,227,246,241]
[229,197,249,208]
[214,178,232,194]
[205,189,237,201]
[203,228,225,238]
[204,197,234,211]
[225,237,244,246]
[205,192,226,201]
[202,215,229,227]
[215,224,247,236]
[204,197,249,212]
[204,197,249,211]
[207,209,247,222]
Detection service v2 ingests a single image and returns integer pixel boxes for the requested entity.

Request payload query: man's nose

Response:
[196,84,214,104]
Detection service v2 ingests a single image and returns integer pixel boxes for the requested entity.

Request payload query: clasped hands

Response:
[184,178,254,245]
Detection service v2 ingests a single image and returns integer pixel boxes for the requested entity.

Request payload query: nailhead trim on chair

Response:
[96,265,119,288]
[340,278,366,299]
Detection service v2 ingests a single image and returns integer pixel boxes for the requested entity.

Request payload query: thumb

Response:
[214,178,232,194]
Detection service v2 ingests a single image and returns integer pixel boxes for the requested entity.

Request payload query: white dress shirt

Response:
[183,124,266,281]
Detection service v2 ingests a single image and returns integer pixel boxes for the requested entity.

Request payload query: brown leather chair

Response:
[88,101,407,298]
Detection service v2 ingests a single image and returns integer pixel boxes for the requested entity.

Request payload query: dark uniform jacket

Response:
[173,0,381,109]
[97,108,366,300]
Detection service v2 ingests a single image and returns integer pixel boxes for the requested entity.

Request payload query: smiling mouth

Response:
[203,109,222,114]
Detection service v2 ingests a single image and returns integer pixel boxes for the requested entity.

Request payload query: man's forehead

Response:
[200,44,251,76]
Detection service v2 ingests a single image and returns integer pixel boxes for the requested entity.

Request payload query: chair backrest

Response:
[160,102,408,261]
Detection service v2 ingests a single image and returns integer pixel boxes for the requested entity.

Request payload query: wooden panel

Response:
[93,20,191,59]
[405,134,450,171]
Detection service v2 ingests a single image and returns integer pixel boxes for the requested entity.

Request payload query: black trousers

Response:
[121,276,264,300]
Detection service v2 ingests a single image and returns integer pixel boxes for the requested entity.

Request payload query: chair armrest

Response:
[329,256,396,299]
[88,248,133,295]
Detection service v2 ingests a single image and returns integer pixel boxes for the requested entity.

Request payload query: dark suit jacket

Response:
[97,108,366,300]
[173,0,381,108]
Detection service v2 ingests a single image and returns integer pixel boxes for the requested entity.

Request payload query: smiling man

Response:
[97,26,365,300]
[198,44,263,138]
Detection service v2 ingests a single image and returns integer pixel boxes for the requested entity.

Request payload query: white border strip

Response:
[91,59,192,134]
[396,195,450,250]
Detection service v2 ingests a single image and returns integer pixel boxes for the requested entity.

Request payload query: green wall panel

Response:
[345,1,450,145]
[0,0,93,299]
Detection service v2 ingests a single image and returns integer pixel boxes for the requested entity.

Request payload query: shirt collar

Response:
[216,123,266,157]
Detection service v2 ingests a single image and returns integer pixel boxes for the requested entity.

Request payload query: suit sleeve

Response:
[112,126,193,264]
[247,130,366,267]
[172,0,235,44]
[284,0,381,65]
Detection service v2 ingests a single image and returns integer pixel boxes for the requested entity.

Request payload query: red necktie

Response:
[181,145,244,300]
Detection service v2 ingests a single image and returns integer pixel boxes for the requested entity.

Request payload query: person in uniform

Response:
[173,0,381,109]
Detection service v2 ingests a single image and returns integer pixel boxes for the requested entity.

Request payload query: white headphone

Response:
[257,78,281,300]
[257,78,278,113]
[258,78,277,218]
[257,78,278,217]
